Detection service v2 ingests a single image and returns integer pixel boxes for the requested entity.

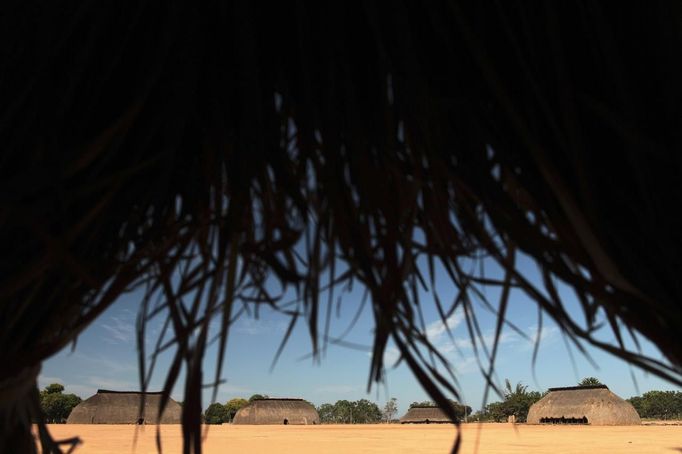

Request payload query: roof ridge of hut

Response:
[96,389,165,395]
[547,385,609,391]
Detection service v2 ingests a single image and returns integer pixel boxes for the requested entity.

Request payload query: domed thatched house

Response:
[66,390,182,424]
[400,406,451,424]
[232,398,319,425]
[527,385,641,425]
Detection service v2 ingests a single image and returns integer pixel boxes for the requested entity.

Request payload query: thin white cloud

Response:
[100,315,135,344]
[57,376,138,399]
[120,308,136,317]
[366,346,402,366]
[217,384,254,396]
[84,375,137,391]
[38,375,63,388]
[528,325,559,342]
[442,324,558,356]
[313,384,359,394]
[452,355,479,374]
[66,384,97,398]
[233,318,287,336]
[440,330,520,353]
[209,319,221,336]
[72,352,137,374]
[67,379,167,399]
[519,325,559,351]
[383,347,401,366]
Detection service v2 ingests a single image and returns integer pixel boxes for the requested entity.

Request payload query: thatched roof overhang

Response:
[2,3,682,453]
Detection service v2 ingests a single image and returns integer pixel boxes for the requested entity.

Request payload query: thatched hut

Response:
[66,390,182,424]
[232,398,319,425]
[527,385,641,425]
[400,406,452,424]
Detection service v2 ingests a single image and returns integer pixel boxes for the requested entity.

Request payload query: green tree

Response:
[248,394,268,402]
[504,379,528,397]
[317,403,335,423]
[578,377,603,386]
[39,384,81,423]
[471,380,544,422]
[351,399,382,423]
[317,399,383,424]
[504,390,543,422]
[382,397,398,423]
[409,401,433,408]
[42,383,65,395]
[627,390,682,419]
[452,403,473,420]
[501,380,544,422]
[332,400,353,423]
[204,403,228,424]
[480,401,506,422]
[224,398,248,422]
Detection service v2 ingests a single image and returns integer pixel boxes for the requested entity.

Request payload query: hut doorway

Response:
[539,416,588,424]
[283,418,289,425]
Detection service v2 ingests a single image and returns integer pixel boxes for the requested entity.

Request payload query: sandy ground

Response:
[43,423,682,454]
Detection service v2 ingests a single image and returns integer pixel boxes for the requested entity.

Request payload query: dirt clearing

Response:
[44,423,681,453]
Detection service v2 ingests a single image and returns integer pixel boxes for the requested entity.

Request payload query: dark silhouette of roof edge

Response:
[96,389,165,395]
[547,385,609,392]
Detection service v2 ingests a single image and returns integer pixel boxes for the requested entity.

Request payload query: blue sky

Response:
[40,254,680,417]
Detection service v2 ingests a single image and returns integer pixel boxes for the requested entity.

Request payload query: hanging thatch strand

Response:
[1,2,681,453]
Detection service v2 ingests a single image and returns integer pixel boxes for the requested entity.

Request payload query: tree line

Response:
[316,399,383,423]
[470,380,545,423]
[627,391,682,420]
[204,396,402,424]
[40,378,682,424]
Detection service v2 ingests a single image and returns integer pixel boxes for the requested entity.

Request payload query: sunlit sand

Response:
[42,423,682,454]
